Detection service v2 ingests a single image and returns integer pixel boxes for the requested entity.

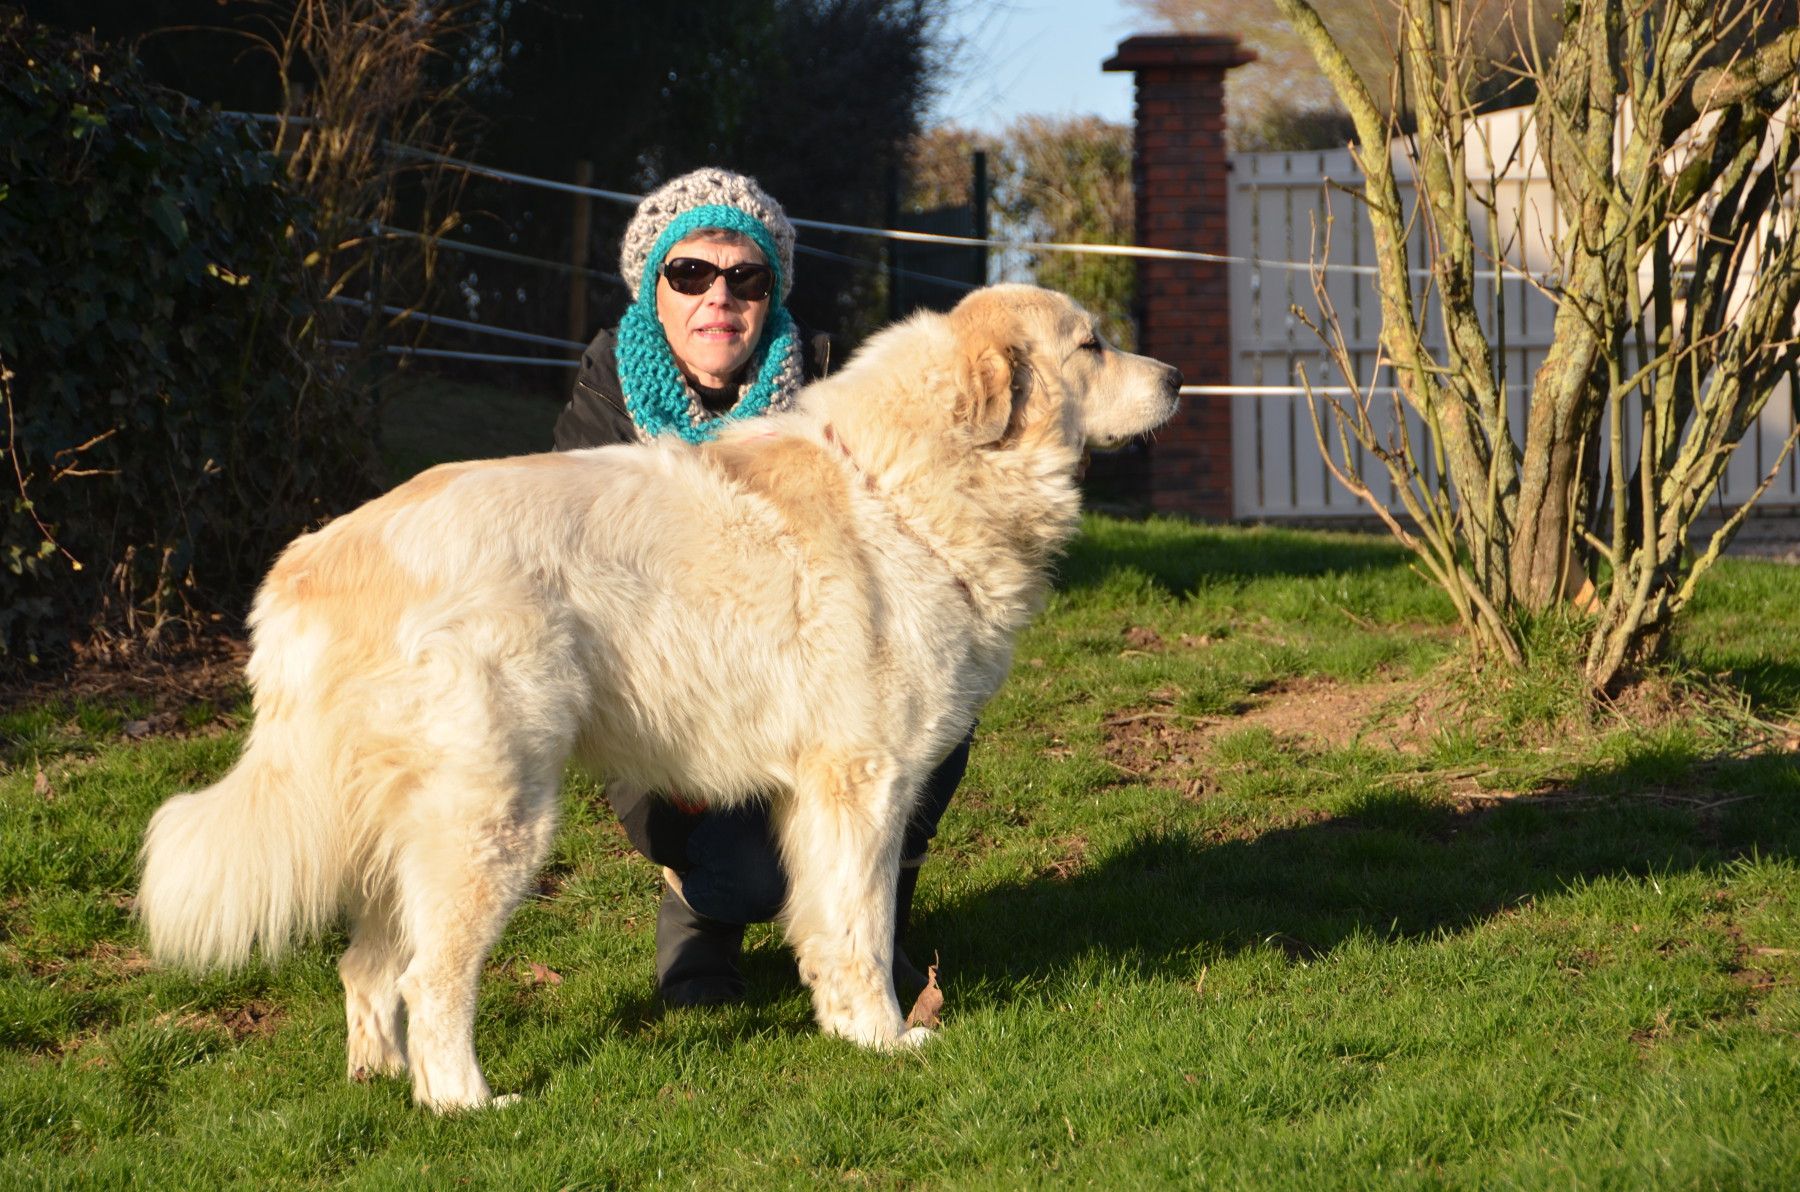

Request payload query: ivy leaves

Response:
[0,13,378,660]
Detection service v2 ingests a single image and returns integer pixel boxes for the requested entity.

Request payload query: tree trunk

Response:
[1511,317,1605,609]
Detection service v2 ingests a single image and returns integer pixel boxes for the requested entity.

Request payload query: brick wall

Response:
[1104,35,1255,519]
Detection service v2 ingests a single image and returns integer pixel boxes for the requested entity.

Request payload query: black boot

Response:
[655,871,747,1007]
[892,862,928,998]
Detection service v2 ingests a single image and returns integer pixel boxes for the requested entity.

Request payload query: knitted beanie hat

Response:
[618,167,797,301]
[612,170,805,443]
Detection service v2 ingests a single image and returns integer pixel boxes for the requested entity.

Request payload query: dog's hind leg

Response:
[775,750,927,1049]
[390,773,560,1112]
[341,889,409,1083]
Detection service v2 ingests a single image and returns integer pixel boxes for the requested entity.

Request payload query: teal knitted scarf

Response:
[615,204,803,443]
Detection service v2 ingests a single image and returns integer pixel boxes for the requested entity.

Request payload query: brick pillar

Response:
[1104,35,1255,519]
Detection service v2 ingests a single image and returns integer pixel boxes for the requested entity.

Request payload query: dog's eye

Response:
[1079,337,1104,353]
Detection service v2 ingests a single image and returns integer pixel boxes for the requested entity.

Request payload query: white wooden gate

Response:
[1224,136,1799,520]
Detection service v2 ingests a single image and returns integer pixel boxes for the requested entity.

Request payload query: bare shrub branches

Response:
[1274,0,1800,689]
[251,0,474,347]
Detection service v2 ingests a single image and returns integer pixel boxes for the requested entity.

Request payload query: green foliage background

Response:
[994,116,1137,350]
[908,116,1138,348]
[35,0,952,361]
[0,12,378,660]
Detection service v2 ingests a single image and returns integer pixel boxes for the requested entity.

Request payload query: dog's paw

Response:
[491,1093,523,1108]
[893,1025,937,1050]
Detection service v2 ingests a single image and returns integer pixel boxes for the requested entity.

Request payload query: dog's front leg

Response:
[775,751,929,1048]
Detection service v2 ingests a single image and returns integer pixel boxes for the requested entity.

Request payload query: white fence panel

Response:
[1226,131,1800,521]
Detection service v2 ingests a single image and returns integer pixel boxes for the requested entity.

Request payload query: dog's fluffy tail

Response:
[138,732,343,972]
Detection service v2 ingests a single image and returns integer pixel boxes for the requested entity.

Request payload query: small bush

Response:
[0,13,380,661]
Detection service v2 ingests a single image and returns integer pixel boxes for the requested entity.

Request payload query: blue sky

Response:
[928,0,1144,133]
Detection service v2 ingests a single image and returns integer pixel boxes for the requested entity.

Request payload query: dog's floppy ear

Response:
[952,300,1027,445]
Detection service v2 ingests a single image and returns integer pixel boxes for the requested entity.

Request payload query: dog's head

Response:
[792,283,1180,508]
[772,284,1182,602]
[946,284,1182,452]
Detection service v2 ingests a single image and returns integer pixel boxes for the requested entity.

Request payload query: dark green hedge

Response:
[0,11,379,661]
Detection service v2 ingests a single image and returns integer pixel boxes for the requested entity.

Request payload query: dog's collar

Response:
[821,424,977,611]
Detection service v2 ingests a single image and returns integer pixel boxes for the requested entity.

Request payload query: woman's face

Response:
[655,233,771,389]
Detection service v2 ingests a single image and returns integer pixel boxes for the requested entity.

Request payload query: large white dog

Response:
[138,284,1181,1111]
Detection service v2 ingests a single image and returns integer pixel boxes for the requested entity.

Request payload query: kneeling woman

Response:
[553,167,970,1006]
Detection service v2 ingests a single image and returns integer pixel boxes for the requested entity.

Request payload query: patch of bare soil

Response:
[1242,673,1444,753]
[0,631,250,720]
[13,938,154,982]
[1101,672,1443,795]
[85,940,154,979]
[1102,666,1797,824]
[1099,697,1206,795]
[200,1000,285,1042]
[126,1001,286,1048]
[1597,670,1765,740]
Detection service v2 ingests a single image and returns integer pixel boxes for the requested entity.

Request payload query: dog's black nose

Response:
[1165,366,1184,396]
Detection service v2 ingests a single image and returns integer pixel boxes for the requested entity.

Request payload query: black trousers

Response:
[610,733,972,925]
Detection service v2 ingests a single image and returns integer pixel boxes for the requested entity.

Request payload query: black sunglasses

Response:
[661,257,774,302]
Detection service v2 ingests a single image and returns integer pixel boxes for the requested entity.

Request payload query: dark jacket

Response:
[553,323,833,450]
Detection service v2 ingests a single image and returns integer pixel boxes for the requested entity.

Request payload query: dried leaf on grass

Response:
[34,768,53,800]
[905,962,943,1030]
[526,962,563,986]
[122,713,180,740]
[1123,626,1165,651]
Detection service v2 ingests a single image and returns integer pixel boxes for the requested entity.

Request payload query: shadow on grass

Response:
[925,750,1800,991]
[1058,518,1410,599]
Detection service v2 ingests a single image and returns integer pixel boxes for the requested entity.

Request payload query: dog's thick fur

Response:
[137,285,1180,1110]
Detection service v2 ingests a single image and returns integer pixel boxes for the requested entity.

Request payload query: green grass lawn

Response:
[4,499,1799,1185]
